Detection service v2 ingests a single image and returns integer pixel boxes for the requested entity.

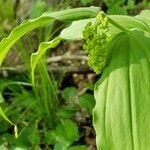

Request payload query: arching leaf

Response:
[31,37,61,84]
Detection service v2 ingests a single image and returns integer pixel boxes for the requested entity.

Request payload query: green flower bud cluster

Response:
[83,11,110,74]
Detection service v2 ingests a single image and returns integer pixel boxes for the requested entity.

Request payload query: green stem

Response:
[108,17,129,33]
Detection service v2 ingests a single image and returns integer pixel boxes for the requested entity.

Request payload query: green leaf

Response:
[93,30,150,150]
[0,93,4,103]
[57,106,76,119]
[31,37,61,84]
[62,120,79,142]
[0,16,53,66]
[13,147,29,150]
[68,145,87,150]
[43,7,99,21]
[54,142,67,150]
[109,15,149,33]
[13,126,39,146]
[84,82,95,91]
[135,10,150,30]
[51,119,80,147]
[107,5,127,15]
[28,0,47,18]
[79,93,95,113]
[0,107,14,126]
[0,144,7,150]
[61,87,77,102]
[60,13,149,41]
[80,0,92,5]
[0,7,99,66]
[60,18,95,40]
[44,131,56,145]
[127,0,135,9]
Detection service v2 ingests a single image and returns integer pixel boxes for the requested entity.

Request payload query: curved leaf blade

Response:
[31,37,62,84]
[0,107,14,126]
[0,16,53,65]
[43,6,99,21]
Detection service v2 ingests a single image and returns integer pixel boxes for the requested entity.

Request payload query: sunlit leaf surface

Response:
[93,30,150,150]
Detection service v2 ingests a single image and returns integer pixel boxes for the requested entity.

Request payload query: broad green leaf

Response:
[135,10,150,30]
[60,13,149,40]
[138,10,150,17]
[109,15,149,32]
[0,7,99,65]
[93,30,150,150]
[31,37,61,84]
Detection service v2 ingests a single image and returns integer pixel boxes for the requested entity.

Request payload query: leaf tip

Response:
[14,125,18,138]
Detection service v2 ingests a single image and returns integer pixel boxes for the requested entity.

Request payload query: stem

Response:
[108,17,129,33]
